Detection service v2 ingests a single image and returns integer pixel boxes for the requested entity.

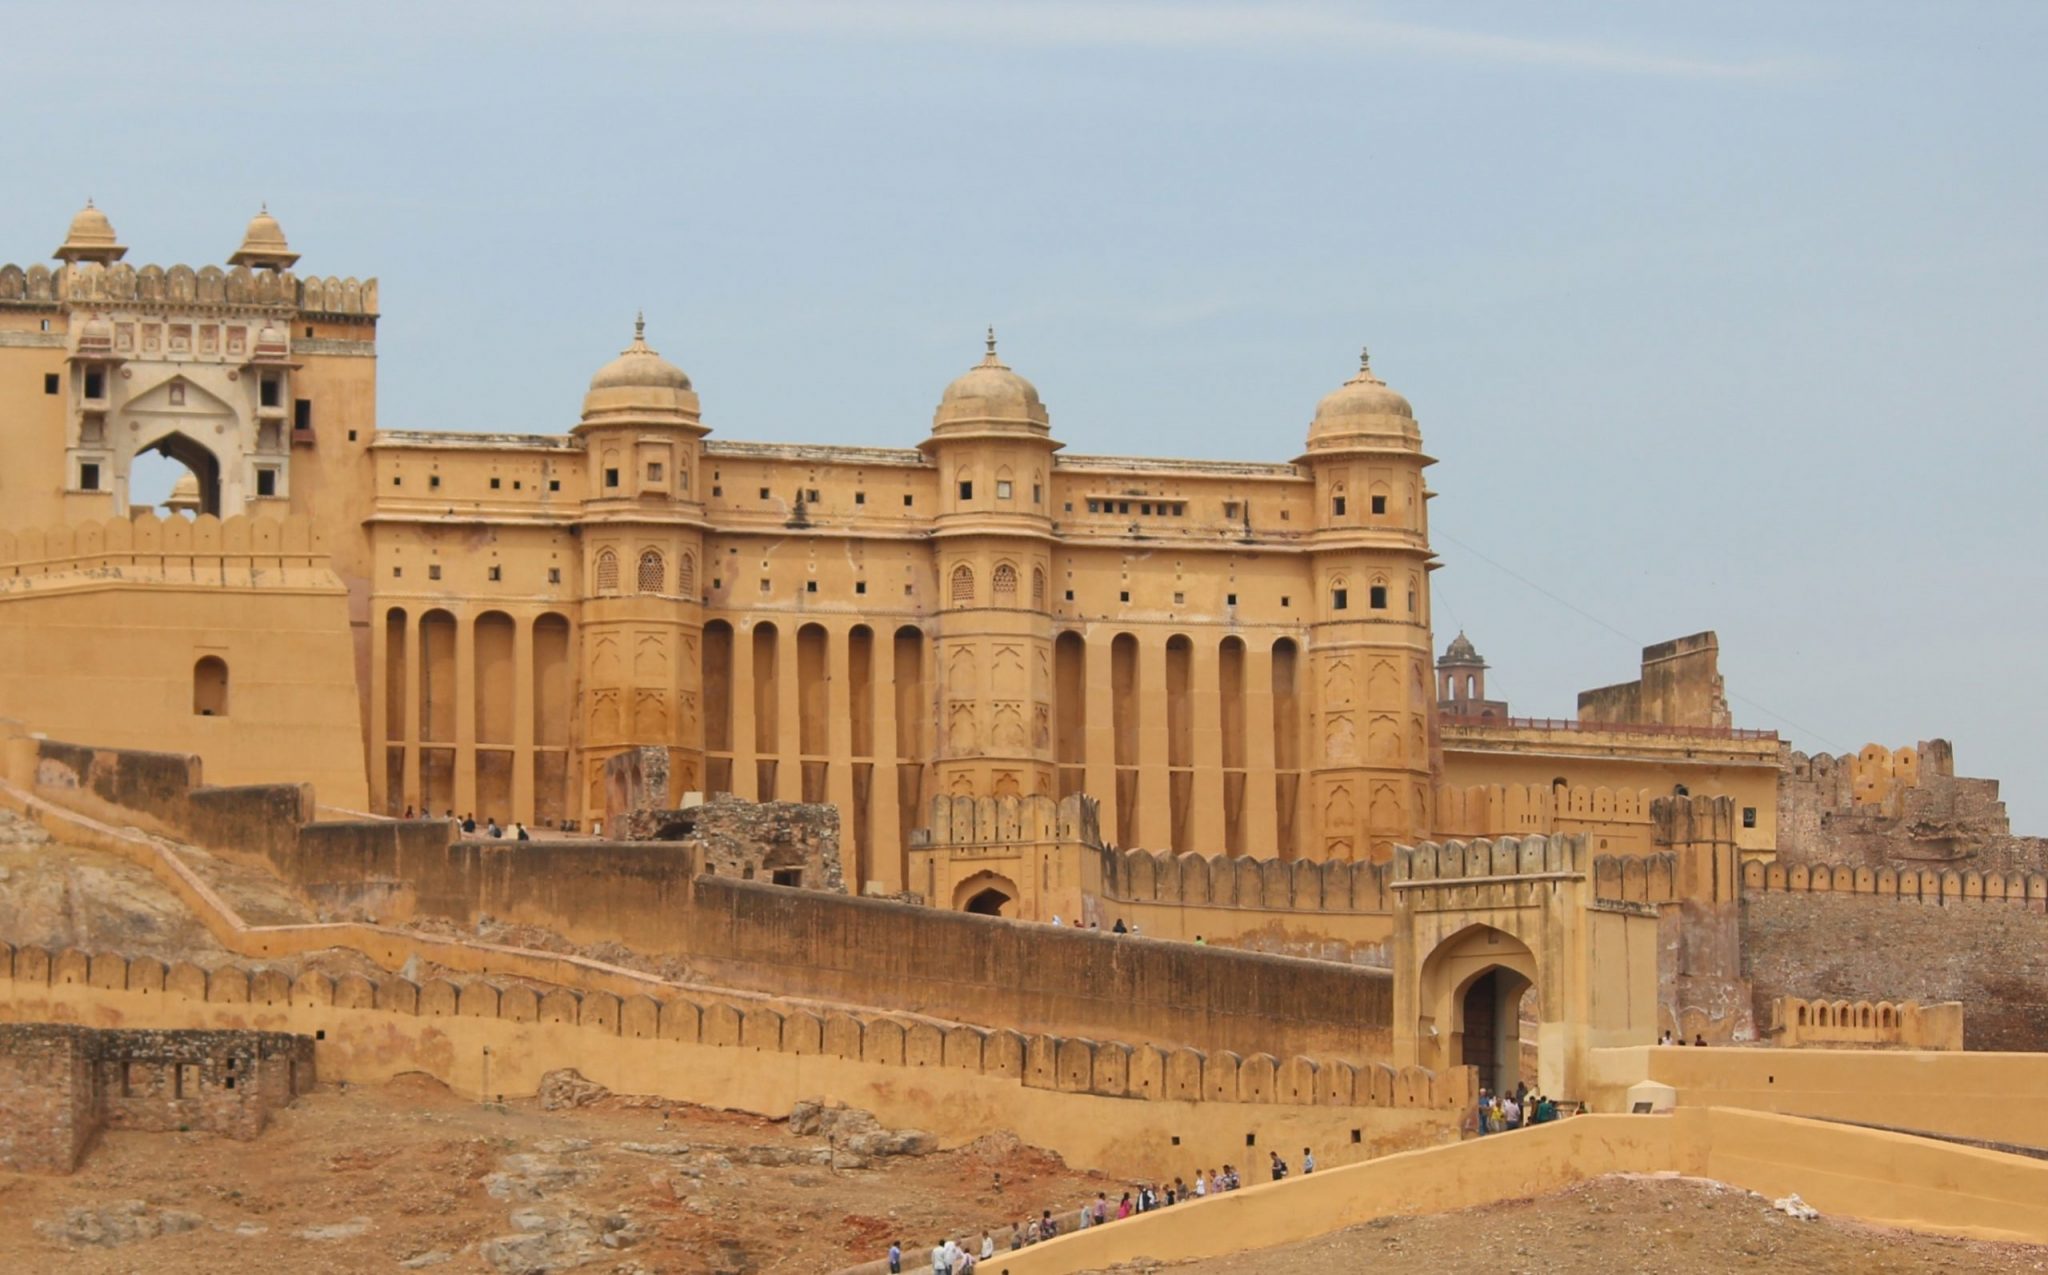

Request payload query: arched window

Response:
[594,549,620,594]
[950,563,975,606]
[992,562,1018,604]
[1031,566,1046,609]
[1331,483,1347,518]
[193,656,228,716]
[637,549,665,594]
[678,551,696,598]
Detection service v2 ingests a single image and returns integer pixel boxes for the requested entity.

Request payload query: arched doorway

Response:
[133,430,224,517]
[951,871,1020,918]
[1458,965,1533,1097]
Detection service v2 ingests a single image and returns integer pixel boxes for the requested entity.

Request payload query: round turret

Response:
[1307,348,1417,452]
[930,329,1048,436]
[230,204,300,270]
[55,200,126,264]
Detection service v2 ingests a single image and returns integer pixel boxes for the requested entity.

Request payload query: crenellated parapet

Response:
[1743,857,2048,909]
[1100,847,1394,914]
[0,260,377,316]
[0,512,335,590]
[0,939,1474,1113]
[913,792,1100,849]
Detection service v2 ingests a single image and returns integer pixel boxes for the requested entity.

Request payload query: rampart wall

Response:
[1765,996,1963,1050]
[0,943,1469,1181]
[1777,741,2048,874]
[1741,883,2048,1052]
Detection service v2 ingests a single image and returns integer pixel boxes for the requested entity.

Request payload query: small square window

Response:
[1227,592,1237,606]
[428,564,442,581]
[84,370,106,399]
[1119,590,1130,603]
[1369,585,1388,609]
[1173,592,1185,605]
[1141,502,1152,516]
[760,578,772,592]
[1280,509,1290,520]
[959,480,973,500]
[996,479,1013,499]
[548,567,561,584]
[712,485,723,497]
[1371,494,1387,514]
[805,580,818,593]
[1223,501,1239,518]
[489,477,502,490]
[1333,588,1349,611]
[305,325,314,338]
[855,581,867,594]
[79,461,100,490]
[513,480,523,490]
[1172,503,1183,515]
[648,462,664,482]
[904,583,915,596]
[258,376,279,408]
[1064,501,1073,513]
[1064,589,1074,601]
[712,578,722,590]
[429,474,441,489]
[855,491,866,505]
[1281,595,1291,607]
[1087,500,1100,513]
[392,566,403,578]
[605,468,620,488]
[1743,806,1758,828]
[1033,484,1042,503]
[294,398,312,430]
[903,494,914,507]
[488,565,502,582]
[548,479,560,492]
[256,469,277,497]
[806,488,820,503]
[1118,501,1130,514]
[760,487,772,500]
[347,429,358,442]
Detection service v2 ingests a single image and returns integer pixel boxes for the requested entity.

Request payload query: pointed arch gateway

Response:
[1416,922,1539,1099]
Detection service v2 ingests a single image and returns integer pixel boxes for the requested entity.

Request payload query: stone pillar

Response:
[826,622,857,884]
[369,605,390,813]
[454,609,477,817]
[1083,633,1119,847]
[1245,642,1278,857]
[730,620,757,801]
[776,621,802,801]
[512,613,536,824]
[1189,636,1224,852]
[1135,633,1171,849]
[401,610,421,810]
[871,626,902,894]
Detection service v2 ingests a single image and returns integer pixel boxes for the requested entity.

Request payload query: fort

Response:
[3,201,2048,1270]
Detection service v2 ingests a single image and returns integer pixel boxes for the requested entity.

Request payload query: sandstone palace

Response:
[0,201,1835,893]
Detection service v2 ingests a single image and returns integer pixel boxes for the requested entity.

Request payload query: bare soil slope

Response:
[1122,1175,2046,1274]
[0,1073,1113,1274]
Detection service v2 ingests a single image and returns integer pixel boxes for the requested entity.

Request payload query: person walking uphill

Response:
[888,1241,902,1273]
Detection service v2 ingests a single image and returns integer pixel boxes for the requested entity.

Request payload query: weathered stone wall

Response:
[1742,890,2048,1052]
[1777,740,2048,874]
[667,795,844,894]
[0,1022,312,1172]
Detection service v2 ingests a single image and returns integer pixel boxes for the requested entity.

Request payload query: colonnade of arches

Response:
[374,607,575,824]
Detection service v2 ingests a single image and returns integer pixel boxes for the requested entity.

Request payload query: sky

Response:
[4,1,2043,826]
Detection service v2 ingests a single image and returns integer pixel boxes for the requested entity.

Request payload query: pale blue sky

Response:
[6,2,2043,825]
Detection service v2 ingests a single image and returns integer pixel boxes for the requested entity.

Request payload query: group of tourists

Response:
[1475,1082,1560,1134]
[889,1151,1322,1271]
[1658,1030,1710,1046]
[397,805,534,840]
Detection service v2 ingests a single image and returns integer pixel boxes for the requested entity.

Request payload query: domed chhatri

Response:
[1307,346,1418,452]
[578,314,701,429]
[931,327,1049,435]
[54,199,126,264]
[587,313,692,394]
[1441,631,1484,666]
[163,473,203,515]
[230,203,299,270]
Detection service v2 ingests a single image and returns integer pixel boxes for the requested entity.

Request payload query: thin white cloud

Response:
[639,1,1804,80]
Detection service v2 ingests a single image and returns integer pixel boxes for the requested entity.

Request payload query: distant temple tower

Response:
[1436,632,1509,721]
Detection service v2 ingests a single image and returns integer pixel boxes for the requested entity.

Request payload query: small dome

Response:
[77,313,114,348]
[164,473,203,511]
[1440,631,1484,666]
[932,329,1048,434]
[55,199,125,264]
[587,314,692,393]
[1308,347,1416,451]
[230,204,299,269]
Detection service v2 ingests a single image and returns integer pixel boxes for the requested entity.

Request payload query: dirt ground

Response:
[1122,1175,2048,1274]
[0,1072,1114,1274]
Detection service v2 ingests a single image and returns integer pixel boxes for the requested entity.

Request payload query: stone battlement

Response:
[0,941,1471,1115]
[1741,858,2048,909]
[0,512,336,587]
[0,259,376,316]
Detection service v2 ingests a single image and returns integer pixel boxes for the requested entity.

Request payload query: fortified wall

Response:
[10,732,1399,1063]
[1777,740,2048,874]
[1741,856,2048,1051]
[0,1022,312,1172]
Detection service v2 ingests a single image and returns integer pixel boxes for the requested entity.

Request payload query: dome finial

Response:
[635,311,646,343]
[986,325,997,356]
[1359,345,1371,372]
